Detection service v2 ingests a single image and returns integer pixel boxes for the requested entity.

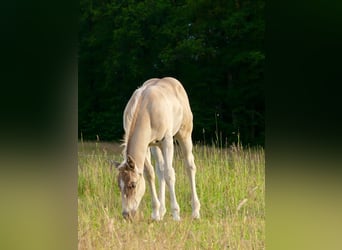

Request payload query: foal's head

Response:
[115,155,145,220]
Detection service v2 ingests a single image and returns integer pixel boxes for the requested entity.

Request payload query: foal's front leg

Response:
[144,150,161,220]
[162,136,180,221]
[151,146,166,219]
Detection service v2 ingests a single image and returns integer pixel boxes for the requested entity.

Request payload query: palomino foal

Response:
[115,77,200,221]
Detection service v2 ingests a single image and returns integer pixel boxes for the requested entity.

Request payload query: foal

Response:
[115,77,200,221]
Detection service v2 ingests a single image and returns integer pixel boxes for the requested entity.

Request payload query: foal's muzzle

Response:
[122,211,130,219]
[122,210,136,220]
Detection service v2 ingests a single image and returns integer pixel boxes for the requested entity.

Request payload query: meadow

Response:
[78,141,265,249]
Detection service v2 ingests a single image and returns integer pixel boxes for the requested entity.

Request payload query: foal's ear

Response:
[109,160,122,171]
[126,155,135,170]
[113,161,121,168]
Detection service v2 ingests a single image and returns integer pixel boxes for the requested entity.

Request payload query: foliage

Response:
[78,142,265,249]
[79,0,264,146]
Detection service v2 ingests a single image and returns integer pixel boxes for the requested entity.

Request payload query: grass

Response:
[78,141,265,249]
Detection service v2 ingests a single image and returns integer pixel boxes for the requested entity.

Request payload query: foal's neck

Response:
[126,133,149,171]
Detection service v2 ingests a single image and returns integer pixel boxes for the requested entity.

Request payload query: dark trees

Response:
[79,0,264,146]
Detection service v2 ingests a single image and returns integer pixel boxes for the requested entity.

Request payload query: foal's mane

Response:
[122,85,146,157]
[121,78,160,158]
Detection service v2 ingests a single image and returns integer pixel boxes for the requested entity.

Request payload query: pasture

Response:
[78,141,265,249]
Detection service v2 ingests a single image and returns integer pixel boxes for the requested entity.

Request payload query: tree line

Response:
[79,0,264,146]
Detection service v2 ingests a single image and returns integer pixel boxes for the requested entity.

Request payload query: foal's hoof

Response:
[192,212,200,219]
[172,214,181,221]
[151,213,161,221]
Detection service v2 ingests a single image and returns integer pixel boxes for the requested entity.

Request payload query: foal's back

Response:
[124,77,193,140]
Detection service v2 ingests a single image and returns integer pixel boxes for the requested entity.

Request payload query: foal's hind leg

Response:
[176,134,201,219]
[144,148,161,220]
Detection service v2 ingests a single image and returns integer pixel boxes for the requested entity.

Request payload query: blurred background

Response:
[79,0,265,146]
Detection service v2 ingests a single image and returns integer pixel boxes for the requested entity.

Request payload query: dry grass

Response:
[78,141,265,249]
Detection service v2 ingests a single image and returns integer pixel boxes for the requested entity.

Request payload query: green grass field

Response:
[78,141,265,249]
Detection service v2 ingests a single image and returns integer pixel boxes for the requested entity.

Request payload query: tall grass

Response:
[78,141,265,249]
